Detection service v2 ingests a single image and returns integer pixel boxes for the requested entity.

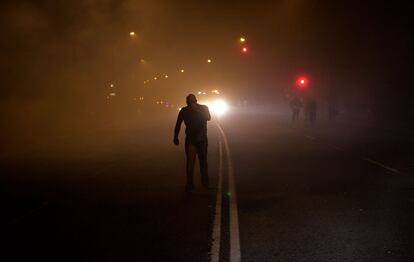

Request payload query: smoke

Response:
[0,0,413,157]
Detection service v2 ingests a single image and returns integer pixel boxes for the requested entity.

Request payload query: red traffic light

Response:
[241,47,248,53]
[296,76,309,90]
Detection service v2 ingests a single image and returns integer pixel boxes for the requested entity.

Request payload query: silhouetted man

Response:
[328,95,338,122]
[306,97,318,126]
[174,94,211,193]
[290,95,303,123]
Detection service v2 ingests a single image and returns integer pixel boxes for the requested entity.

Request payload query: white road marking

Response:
[305,135,316,141]
[302,134,401,175]
[361,157,401,174]
[216,122,241,262]
[10,160,118,225]
[327,144,345,152]
[210,141,223,262]
[11,201,49,224]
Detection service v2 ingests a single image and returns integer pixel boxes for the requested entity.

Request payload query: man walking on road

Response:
[174,94,211,193]
[306,96,318,126]
[290,95,303,124]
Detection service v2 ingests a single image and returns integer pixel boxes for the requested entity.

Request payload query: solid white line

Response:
[216,122,241,262]
[210,141,223,262]
[361,157,401,174]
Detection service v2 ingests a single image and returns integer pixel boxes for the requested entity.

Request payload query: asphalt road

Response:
[2,108,414,261]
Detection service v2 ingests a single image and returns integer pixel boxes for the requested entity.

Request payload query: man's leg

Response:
[185,141,197,191]
[310,111,316,125]
[293,110,299,122]
[197,141,209,187]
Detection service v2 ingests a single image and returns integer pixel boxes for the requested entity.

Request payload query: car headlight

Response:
[211,99,228,117]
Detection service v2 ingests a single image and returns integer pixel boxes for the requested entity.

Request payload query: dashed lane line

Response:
[7,161,118,226]
[327,144,345,152]
[304,134,401,175]
[305,135,316,141]
[10,201,50,225]
[361,157,401,174]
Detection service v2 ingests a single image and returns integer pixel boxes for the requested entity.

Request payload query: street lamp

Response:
[207,59,212,63]
[129,31,136,37]
[240,37,246,43]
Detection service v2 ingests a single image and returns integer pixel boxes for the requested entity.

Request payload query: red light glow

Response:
[296,76,309,89]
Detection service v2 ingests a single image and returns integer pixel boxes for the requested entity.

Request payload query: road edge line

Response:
[216,122,241,262]
[210,140,223,262]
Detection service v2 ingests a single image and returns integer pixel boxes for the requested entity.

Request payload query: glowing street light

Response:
[240,37,246,43]
[165,75,169,78]
[154,77,158,80]
[129,31,136,36]
[181,69,185,73]
[207,59,212,63]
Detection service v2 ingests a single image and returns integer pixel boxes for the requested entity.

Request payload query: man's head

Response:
[186,94,197,106]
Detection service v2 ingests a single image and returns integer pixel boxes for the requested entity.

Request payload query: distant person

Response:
[328,95,338,122]
[290,95,303,123]
[328,103,338,121]
[306,97,318,126]
[174,94,211,193]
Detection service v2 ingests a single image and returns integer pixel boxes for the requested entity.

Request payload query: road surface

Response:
[2,108,414,261]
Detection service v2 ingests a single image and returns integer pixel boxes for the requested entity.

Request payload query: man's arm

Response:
[174,110,184,145]
[204,105,211,121]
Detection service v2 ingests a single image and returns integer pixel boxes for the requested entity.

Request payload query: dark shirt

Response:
[290,97,303,111]
[307,100,317,112]
[174,104,211,143]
